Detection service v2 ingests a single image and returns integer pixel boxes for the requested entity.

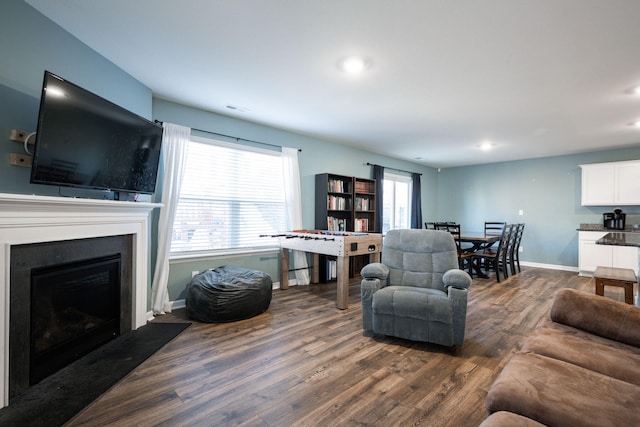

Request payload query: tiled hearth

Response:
[0,193,160,409]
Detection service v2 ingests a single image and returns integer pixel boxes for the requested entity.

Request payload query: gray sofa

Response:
[360,229,472,346]
[481,288,640,426]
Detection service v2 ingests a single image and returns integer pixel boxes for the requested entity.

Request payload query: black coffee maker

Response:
[603,208,626,230]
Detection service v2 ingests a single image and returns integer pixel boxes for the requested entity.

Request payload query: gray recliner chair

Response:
[361,229,472,346]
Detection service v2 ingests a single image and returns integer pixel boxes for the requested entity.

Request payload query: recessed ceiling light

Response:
[633,120,640,127]
[634,86,640,95]
[338,56,372,74]
[479,141,494,150]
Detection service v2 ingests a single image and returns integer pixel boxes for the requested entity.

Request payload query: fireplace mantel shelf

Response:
[0,192,161,409]
[0,192,162,219]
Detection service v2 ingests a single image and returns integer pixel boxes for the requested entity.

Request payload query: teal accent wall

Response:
[437,147,640,267]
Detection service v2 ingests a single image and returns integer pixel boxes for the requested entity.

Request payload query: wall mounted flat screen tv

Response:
[30,71,163,195]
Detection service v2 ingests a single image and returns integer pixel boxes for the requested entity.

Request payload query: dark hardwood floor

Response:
[65,267,624,427]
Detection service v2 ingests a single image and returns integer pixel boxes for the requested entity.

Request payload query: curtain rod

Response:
[155,120,301,152]
[366,162,422,176]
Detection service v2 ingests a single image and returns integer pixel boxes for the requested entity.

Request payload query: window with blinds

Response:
[382,172,412,233]
[170,136,286,256]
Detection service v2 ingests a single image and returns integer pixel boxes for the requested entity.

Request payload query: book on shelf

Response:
[326,258,337,281]
[355,180,374,193]
[355,197,370,211]
[327,195,349,210]
[354,218,369,232]
[327,216,347,231]
[328,179,346,193]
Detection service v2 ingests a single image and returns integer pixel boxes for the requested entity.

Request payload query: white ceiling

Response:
[25,0,640,168]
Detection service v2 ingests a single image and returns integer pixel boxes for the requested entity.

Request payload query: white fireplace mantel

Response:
[0,192,161,408]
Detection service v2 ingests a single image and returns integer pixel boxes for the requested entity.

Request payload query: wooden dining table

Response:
[458,233,501,278]
[459,233,500,252]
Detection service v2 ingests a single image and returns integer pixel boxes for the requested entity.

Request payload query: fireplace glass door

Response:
[30,254,121,385]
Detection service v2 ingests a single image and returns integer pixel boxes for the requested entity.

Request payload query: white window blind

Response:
[170,136,285,255]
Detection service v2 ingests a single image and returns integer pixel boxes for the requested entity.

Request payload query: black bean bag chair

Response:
[185,265,272,323]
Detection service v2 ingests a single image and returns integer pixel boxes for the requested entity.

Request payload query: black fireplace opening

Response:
[29,254,121,385]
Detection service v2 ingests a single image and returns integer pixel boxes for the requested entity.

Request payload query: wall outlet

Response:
[518,209,524,216]
[191,270,199,278]
[519,246,523,253]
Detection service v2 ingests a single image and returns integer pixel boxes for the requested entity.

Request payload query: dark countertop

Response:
[578,223,640,232]
[596,232,640,247]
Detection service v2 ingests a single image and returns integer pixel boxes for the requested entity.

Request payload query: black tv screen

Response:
[30,71,163,195]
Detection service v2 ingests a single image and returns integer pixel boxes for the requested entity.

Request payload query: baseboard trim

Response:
[520,261,578,272]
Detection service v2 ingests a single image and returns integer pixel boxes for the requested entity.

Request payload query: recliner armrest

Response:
[361,269,388,331]
[361,263,389,280]
[442,269,472,289]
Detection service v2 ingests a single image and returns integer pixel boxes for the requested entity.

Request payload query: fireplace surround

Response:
[10,236,132,398]
[0,193,160,409]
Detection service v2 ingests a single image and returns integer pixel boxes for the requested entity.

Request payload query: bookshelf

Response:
[314,174,377,233]
[315,173,377,281]
[354,177,376,233]
[315,173,354,232]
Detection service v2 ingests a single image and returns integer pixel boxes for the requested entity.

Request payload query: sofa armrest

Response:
[442,268,472,290]
[361,263,389,280]
[550,288,640,348]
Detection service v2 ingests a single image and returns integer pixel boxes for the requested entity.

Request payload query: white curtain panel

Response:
[151,122,190,314]
[282,147,310,285]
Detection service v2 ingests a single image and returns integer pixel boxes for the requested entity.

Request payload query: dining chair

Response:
[447,224,476,275]
[473,224,514,282]
[509,223,525,274]
[434,222,457,231]
[483,221,506,249]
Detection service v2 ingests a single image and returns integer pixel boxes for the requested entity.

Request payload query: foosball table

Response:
[276,230,383,309]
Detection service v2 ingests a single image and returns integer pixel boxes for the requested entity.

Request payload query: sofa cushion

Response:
[550,288,640,347]
[479,411,546,427]
[523,317,640,386]
[486,352,640,427]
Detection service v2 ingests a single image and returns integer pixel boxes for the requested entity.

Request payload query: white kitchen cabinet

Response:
[615,162,640,204]
[578,231,638,275]
[613,244,638,273]
[581,160,640,206]
[579,231,610,274]
[581,164,615,205]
